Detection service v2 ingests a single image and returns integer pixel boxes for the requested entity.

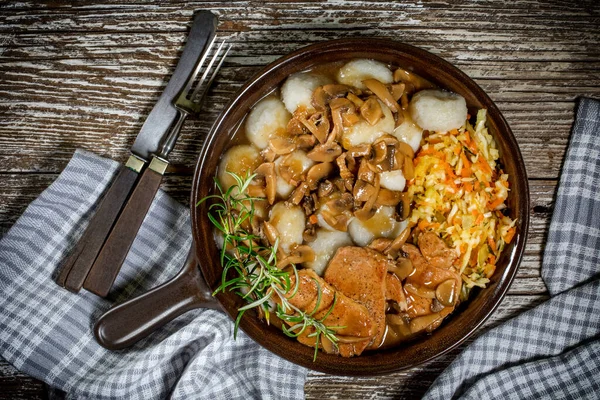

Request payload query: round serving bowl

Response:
[192,38,529,375]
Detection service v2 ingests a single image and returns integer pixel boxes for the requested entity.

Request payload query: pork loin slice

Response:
[417,232,458,269]
[283,269,375,357]
[324,246,393,350]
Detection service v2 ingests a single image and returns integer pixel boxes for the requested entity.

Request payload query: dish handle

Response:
[94,246,220,350]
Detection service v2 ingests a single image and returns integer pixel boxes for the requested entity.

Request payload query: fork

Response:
[83,37,231,297]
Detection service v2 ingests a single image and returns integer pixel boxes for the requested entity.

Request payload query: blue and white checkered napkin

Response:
[424,98,600,399]
[0,150,307,399]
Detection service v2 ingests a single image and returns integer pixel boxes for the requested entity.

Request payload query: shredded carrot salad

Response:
[407,110,516,299]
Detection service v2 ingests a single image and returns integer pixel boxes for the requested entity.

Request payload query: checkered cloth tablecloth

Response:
[0,150,307,399]
[424,98,600,399]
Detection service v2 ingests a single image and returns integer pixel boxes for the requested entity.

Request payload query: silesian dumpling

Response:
[268,202,305,253]
[409,89,468,132]
[281,72,331,113]
[337,59,394,90]
[246,96,291,149]
[217,145,262,190]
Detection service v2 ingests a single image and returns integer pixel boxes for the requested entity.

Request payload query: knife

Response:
[83,37,230,297]
[56,10,218,292]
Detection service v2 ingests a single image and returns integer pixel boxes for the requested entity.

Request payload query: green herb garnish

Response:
[198,172,341,361]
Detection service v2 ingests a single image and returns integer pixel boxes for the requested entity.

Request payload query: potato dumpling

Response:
[379,170,406,192]
[281,72,331,113]
[269,202,305,253]
[348,206,403,247]
[409,89,468,132]
[246,96,291,149]
[337,59,393,90]
[393,114,423,153]
[304,229,353,276]
[342,100,395,149]
[217,145,262,191]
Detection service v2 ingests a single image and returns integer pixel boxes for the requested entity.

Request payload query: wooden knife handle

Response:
[56,165,139,292]
[94,248,221,350]
[84,166,163,297]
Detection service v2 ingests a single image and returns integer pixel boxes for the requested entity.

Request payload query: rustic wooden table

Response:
[1,1,599,398]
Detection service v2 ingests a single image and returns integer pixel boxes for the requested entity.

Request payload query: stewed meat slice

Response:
[417,232,458,269]
[324,246,393,349]
[283,269,375,357]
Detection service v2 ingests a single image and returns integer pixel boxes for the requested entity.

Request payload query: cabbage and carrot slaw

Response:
[407,110,517,300]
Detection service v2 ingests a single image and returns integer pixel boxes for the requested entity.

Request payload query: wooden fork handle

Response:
[84,165,164,297]
[56,165,139,292]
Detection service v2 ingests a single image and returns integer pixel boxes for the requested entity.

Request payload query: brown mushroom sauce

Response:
[216,60,465,356]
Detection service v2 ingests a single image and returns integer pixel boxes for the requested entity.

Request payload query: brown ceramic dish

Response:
[95,38,529,375]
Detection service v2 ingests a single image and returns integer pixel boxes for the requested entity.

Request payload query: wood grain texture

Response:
[1,0,599,398]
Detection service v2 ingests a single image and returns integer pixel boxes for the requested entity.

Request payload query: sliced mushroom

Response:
[387,257,414,280]
[359,96,383,126]
[247,184,266,198]
[318,180,334,198]
[435,279,457,307]
[307,142,342,163]
[342,112,361,127]
[390,83,406,102]
[430,298,445,313]
[255,162,277,204]
[289,182,308,205]
[402,156,415,180]
[386,314,412,336]
[287,114,308,135]
[306,162,333,189]
[385,227,412,255]
[261,146,277,163]
[348,143,372,158]
[263,221,280,246]
[354,176,380,221]
[347,92,364,107]
[394,149,405,170]
[295,134,317,150]
[393,68,435,91]
[409,307,453,333]
[311,86,329,111]
[398,192,411,220]
[362,78,401,114]
[357,158,376,184]
[299,111,330,144]
[409,312,441,334]
[322,84,354,98]
[398,141,415,159]
[336,153,355,181]
[404,282,436,299]
[369,238,392,253]
[329,97,354,112]
[268,137,296,155]
[320,209,350,232]
[353,180,377,202]
[312,84,353,111]
[276,245,316,269]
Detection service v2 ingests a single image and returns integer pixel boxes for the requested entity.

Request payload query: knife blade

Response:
[56,10,218,292]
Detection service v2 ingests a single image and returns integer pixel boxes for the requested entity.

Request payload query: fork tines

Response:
[180,35,232,110]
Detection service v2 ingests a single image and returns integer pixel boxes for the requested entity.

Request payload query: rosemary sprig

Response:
[198,171,341,360]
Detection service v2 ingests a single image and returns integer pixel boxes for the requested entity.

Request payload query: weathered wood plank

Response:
[1,1,598,36]
[0,360,46,400]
